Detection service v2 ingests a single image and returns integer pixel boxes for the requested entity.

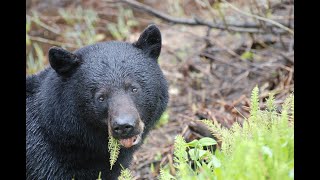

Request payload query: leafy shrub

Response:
[159,86,294,180]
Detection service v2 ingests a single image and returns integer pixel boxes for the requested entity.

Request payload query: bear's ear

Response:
[133,24,162,60]
[48,46,81,76]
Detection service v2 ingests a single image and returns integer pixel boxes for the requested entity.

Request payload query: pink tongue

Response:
[119,136,136,148]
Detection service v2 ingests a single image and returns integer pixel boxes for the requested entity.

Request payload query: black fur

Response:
[26,25,168,180]
[133,24,161,59]
[48,46,82,76]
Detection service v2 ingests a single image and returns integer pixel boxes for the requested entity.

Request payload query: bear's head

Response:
[45,24,168,149]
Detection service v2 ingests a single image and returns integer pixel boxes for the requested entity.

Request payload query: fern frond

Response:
[266,92,276,112]
[288,93,294,121]
[108,136,120,170]
[173,135,190,177]
[281,94,294,123]
[202,120,218,135]
[250,85,260,119]
[96,171,102,180]
[282,95,292,113]
[159,168,174,180]
[173,135,188,163]
[118,168,133,180]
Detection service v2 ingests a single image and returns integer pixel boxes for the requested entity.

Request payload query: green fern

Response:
[250,85,260,119]
[282,94,294,123]
[159,167,175,180]
[173,135,190,177]
[96,171,102,180]
[118,168,133,180]
[282,95,292,113]
[108,136,120,170]
[266,92,276,112]
[166,87,294,180]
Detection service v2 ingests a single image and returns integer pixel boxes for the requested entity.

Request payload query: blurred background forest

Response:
[26,0,294,179]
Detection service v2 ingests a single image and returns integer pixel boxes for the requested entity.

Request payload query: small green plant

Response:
[159,167,175,180]
[59,7,103,47]
[118,168,133,180]
[160,135,218,180]
[160,87,294,180]
[107,6,138,40]
[250,85,260,118]
[173,135,190,178]
[108,136,121,170]
[240,51,254,61]
[156,111,170,128]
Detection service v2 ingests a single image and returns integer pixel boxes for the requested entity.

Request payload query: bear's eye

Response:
[98,96,105,102]
[132,87,138,93]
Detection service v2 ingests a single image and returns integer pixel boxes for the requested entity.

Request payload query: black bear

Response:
[26,24,168,179]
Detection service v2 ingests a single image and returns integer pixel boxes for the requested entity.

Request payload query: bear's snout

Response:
[107,93,145,148]
[109,111,145,148]
[111,113,137,137]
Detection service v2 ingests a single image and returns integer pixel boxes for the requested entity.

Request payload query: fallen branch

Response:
[116,0,291,34]
[222,0,294,35]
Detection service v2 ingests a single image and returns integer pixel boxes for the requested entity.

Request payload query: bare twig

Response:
[200,52,245,70]
[116,0,290,34]
[222,0,294,35]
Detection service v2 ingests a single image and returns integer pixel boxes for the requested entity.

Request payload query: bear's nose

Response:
[112,115,135,137]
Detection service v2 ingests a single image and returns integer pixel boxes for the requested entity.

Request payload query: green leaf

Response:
[211,155,221,168]
[188,149,207,161]
[195,161,202,169]
[186,139,199,147]
[198,137,217,146]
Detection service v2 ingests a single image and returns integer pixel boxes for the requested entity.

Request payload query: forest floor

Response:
[27,0,294,179]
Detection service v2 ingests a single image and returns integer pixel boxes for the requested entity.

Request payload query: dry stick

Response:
[200,52,247,70]
[117,0,289,34]
[222,0,294,35]
[28,35,80,49]
[200,52,270,76]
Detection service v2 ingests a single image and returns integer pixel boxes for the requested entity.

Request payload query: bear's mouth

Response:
[119,134,142,148]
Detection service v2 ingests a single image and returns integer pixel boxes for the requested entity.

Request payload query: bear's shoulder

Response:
[26,68,51,98]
